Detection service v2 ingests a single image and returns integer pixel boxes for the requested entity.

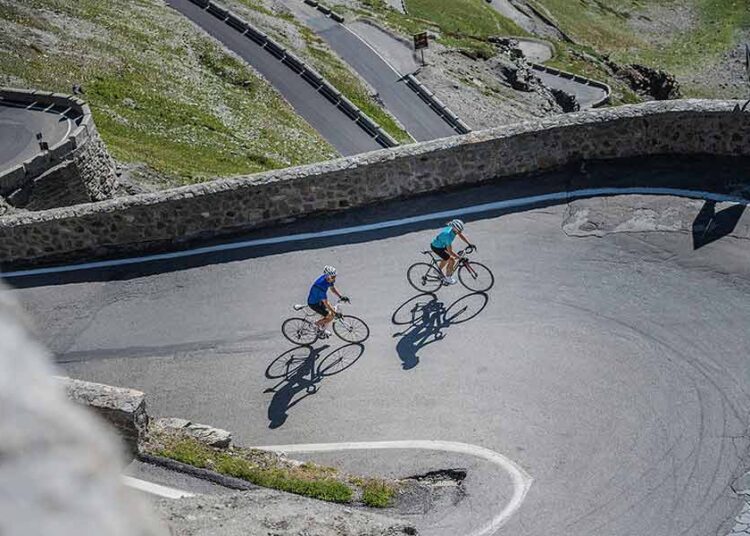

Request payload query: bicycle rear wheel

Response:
[407,262,444,293]
[333,315,370,343]
[281,317,318,346]
[458,261,495,292]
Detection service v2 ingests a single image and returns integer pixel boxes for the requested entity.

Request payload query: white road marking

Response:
[254,439,532,536]
[62,116,73,141]
[2,186,747,279]
[121,475,195,499]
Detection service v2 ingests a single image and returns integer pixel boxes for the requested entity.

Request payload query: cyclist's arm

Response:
[331,286,342,299]
[457,231,472,246]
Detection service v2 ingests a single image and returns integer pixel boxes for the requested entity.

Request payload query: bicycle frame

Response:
[423,248,476,277]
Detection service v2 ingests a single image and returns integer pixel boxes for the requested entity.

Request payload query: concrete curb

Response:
[184,0,396,148]
[0,88,88,194]
[530,63,611,108]
[403,74,471,134]
[137,452,259,491]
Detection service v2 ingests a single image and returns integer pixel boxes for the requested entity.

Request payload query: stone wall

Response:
[1,100,749,266]
[0,88,118,209]
[57,377,149,455]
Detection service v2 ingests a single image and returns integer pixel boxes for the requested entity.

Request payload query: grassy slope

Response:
[352,0,527,58]
[0,0,337,186]
[531,0,750,94]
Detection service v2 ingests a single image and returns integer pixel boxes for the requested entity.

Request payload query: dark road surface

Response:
[302,14,457,141]
[8,158,750,536]
[166,0,382,156]
[0,103,72,171]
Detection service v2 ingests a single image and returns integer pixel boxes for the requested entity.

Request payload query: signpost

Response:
[413,32,428,66]
[744,43,750,111]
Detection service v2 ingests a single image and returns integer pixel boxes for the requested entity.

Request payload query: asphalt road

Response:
[8,157,750,536]
[296,11,457,141]
[533,69,608,108]
[0,103,72,171]
[166,0,381,156]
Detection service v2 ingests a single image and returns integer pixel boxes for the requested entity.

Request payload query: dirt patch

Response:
[417,43,562,130]
[628,3,699,46]
[680,32,750,98]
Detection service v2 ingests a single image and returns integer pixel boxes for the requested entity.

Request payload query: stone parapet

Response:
[57,377,148,454]
[0,100,749,266]
[0,88,118,208]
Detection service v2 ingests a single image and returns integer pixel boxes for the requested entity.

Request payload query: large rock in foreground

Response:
[0,291,166,536]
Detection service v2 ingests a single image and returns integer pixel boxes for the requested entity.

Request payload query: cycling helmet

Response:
[449,219,465,232]
[323,265,337,276]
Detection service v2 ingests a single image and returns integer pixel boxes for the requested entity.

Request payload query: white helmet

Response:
[449,219,464,232]
[323,265,337,276]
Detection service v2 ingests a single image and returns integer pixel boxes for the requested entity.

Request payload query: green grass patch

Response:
[148,431,402,507]
[157,436,354,503]
[350,0,526,59]
[405,0,525,39]
[361,479,398,507]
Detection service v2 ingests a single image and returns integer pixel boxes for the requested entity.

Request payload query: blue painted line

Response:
[2,187,747,279]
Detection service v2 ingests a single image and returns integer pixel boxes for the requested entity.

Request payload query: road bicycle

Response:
[281,300,370,346]
[406,245,494,293]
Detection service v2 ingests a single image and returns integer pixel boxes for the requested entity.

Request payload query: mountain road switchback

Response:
[6,156,750,536]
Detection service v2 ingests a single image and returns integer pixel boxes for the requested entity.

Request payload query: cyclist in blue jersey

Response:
[307,265,349,337]
[431,219,473,285]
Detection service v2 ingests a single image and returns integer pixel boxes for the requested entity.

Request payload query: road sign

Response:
[413,32,429,50]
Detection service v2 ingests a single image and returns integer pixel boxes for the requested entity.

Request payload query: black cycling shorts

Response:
[308,301,329,316]
[431,244,450,260]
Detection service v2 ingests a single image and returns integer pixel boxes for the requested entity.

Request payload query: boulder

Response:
[153,417,232,449]
[58,377,148,455]
[617,63,681,100]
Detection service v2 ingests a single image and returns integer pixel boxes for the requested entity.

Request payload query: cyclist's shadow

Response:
[264,342,364,428]
[392,291,488,370]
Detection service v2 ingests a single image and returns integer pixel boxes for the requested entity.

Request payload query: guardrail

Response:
[0,88,93,194]
[185,0,397,148]
[404,75,471,134]
[530,63,611,108]
[298,0,471,136]
[302,0,346,22]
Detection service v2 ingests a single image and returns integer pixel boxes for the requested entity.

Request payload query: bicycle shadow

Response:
[264,342,364,428]
[392,291,489,370]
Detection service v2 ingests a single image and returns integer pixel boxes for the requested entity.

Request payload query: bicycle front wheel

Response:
[281,317,318,346]
[458,261,495,292]
[407,262,444,293]
[333,315,370,343]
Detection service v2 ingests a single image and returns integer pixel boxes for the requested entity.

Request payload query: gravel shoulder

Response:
[154,490,416,536]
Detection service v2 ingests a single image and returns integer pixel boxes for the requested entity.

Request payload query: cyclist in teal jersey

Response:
[430,219,473,285]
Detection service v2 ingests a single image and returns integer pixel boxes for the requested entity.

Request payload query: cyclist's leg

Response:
[309,302,330,329]
[431,245,450,277]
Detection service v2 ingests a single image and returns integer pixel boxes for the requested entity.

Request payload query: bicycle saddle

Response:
[293,304,307,311]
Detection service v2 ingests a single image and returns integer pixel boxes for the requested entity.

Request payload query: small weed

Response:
[362,479,398,508]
